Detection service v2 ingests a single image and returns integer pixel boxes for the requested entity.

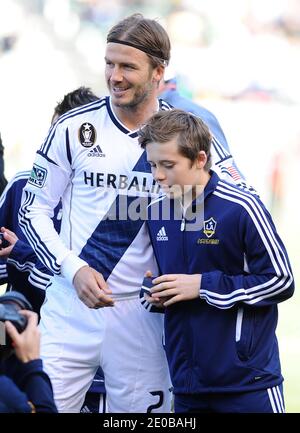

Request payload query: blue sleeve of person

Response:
[0,375,33,413]
[139,276,164,314]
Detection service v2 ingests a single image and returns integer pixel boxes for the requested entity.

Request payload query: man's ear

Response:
[153,64,165,84]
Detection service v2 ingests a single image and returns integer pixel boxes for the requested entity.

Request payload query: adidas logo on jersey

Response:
[156,226,168,241]
[80,405,92,413]
[87,144,105,157]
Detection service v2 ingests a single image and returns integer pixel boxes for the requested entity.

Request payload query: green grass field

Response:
[273,165,300,413]
[277,252,300,413]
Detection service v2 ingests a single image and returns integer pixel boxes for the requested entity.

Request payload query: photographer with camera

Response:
[0,291,57,413]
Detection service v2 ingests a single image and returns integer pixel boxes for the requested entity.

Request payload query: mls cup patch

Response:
[79,122,97,148]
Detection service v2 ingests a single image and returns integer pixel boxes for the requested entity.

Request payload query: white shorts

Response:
[39,279,172,413]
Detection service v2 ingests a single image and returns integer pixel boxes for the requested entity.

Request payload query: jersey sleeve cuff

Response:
[60,253,88,285]
[9,240,32,262]
[199,272,210,298]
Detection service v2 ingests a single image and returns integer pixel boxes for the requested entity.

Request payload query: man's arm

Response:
[19,122,81,278]
[19,121,113,308]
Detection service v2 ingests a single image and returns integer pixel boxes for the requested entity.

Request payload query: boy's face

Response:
[146,136,205,199]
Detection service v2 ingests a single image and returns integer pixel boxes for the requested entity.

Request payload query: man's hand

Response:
[73,266,114,308]
[0,227,18,258]
[150,274,202,307]
[5,310,40,363]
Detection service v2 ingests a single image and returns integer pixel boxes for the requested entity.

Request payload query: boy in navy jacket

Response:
[138,109,294,413]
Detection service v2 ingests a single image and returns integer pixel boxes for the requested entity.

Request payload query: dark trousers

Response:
[174,384,284,413]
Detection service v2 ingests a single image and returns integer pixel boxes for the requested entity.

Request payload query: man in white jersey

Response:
[19,13,251,413]
[19,13,172,413]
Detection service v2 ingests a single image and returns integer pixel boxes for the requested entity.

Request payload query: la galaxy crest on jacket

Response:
[19,97,172,297]
[147,171,294,394]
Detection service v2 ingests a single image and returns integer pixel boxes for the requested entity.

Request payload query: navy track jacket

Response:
[0,357,57,413]
[147,171,294,394]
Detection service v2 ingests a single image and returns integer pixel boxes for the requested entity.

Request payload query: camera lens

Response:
[0,292,33,350]
[0,291,33,311]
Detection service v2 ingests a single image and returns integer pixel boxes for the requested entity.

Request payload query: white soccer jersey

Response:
[20,97,168,297]
[19,96,253,297]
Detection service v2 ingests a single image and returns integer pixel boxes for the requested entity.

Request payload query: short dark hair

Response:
[138,109,212,170]
[52,86,99,123]
[107,13,171,68]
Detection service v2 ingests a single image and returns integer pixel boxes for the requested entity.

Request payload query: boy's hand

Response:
[150,274,201,307]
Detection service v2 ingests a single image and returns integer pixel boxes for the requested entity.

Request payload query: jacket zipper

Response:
[236,307,244,342]
[180,209,188,269]
[180,218,185,232]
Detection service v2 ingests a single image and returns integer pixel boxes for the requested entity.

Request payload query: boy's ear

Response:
[196,151,207,168]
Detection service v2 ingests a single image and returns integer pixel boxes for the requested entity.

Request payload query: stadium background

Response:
[0,0,299,412]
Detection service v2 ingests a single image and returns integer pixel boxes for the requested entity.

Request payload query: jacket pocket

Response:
[235,306,255,361]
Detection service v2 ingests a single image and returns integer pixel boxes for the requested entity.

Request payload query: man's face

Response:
[146,136,204,200]
[105,43,159,109]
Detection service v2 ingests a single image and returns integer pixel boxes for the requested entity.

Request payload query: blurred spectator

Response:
[269,151,284,218]
[159,65,231,152]
[0,133,8,196]
[0,35,17,54]
[0,0,21,55]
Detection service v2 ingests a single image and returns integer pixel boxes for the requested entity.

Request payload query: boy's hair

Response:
[107,13,171,68]
[52,86,99,123]
[138,109,212,170]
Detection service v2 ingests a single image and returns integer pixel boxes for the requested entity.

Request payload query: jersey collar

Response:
[106,96,161,139]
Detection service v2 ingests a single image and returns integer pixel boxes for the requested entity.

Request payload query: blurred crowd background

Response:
[0,0,299,412]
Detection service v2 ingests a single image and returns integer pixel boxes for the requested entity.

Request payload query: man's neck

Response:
[112,98,159,131]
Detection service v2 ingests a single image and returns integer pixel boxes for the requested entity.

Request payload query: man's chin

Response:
[111,94,126,106]
[111,97,135,109]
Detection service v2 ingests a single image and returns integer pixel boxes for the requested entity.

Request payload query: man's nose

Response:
[110,66,123,82]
